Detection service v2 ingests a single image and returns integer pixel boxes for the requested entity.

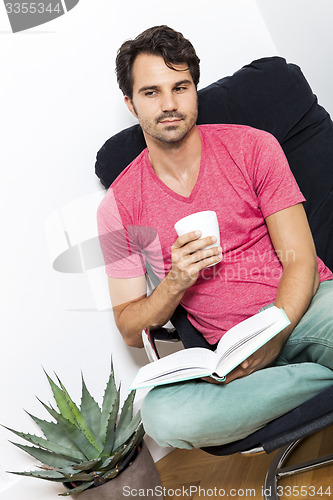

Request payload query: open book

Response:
[130,306,290,390]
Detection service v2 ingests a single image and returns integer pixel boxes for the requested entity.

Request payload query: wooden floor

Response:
[156,426,333,499]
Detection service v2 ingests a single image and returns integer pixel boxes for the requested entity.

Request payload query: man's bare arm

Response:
[111,275,184,348]
[218,203,320,384]
[268,203,320,334]
[109,231,222,347]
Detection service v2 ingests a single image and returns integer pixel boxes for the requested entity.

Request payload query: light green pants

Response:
[141,280,333,449]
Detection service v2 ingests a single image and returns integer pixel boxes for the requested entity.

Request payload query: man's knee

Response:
[142,388,177,447]
[279,280,333,366]
[141,385,197,449]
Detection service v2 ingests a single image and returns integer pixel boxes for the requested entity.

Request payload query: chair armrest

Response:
[151,327,180,342]
[142,328,180,362]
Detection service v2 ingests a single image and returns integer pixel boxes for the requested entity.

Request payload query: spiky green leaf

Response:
[80,374,102,439]
[52,465,78,476]
[71,457,104,471]
[98,400,119,458]
[100,363,119,443]
[100,466,120,481]
[113,409,141,450]
[4,426,85,462]
[10,442,75,469]
[40,402,100,460]
[129,423,145,454]
[60,470,96,482]
[59,481,94,496]
[8,469,66,481]
[100,425,143,472]
[99,442,128,470]
[100,428,144,479]
[56,375,103,454]
[26,412,85,458]
[116,391,135,431]
[44,370,76,425]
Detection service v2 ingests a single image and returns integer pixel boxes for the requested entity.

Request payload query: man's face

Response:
[125,53,198,146]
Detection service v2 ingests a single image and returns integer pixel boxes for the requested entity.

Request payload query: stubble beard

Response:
[133,104,198,147]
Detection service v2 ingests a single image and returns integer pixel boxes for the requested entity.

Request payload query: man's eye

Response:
[174,86,186,93]
[145,91,157,97]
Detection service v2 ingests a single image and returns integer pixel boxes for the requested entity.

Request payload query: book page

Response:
[214,307,289,377]
[130,347,216,388]
[215,306,281,361]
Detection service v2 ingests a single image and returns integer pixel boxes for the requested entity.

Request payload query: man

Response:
[98,25,333,449]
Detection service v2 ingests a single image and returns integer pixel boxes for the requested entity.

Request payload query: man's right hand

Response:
[167,231,222,292]
[109,231,221,347]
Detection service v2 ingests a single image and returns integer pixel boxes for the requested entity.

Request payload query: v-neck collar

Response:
[144,128,205,203]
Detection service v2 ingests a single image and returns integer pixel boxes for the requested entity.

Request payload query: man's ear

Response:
[124,96,137,118]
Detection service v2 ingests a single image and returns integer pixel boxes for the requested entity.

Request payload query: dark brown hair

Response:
[116,25,200,99]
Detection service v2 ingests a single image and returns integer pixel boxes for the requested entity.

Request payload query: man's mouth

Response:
[157,113,185,125]
[160,119,181,124]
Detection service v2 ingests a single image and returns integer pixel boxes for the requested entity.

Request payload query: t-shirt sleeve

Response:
[244,129,306,219]
[97,188,147,278]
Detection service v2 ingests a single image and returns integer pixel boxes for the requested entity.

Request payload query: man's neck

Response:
[145,126,202,196]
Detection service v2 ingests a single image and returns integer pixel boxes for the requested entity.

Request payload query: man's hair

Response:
[116,25,200,99]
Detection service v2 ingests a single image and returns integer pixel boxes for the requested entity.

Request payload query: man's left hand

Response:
[223,334,287,383]
[202,332,288,385]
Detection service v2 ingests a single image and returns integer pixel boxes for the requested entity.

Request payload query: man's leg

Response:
[277,279,333,369]
[141,280,333,449]
[141,363,333,449]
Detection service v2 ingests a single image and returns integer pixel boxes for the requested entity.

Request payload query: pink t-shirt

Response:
[97,124,333,344]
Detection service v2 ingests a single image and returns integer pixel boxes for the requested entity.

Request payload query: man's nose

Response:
[161,92,177,112]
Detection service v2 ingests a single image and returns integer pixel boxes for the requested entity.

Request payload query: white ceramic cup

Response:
[174,211,220,267]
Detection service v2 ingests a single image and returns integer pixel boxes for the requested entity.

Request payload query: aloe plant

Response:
[4,366,145,496]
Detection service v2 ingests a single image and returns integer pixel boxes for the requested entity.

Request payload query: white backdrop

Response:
[0,0,332,498]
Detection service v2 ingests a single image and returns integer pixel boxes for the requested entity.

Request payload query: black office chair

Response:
[95,57,333,500]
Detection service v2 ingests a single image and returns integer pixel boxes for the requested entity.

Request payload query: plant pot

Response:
[64,442,164,499]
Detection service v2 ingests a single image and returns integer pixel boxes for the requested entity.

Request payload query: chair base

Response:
[264,438,333,500]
